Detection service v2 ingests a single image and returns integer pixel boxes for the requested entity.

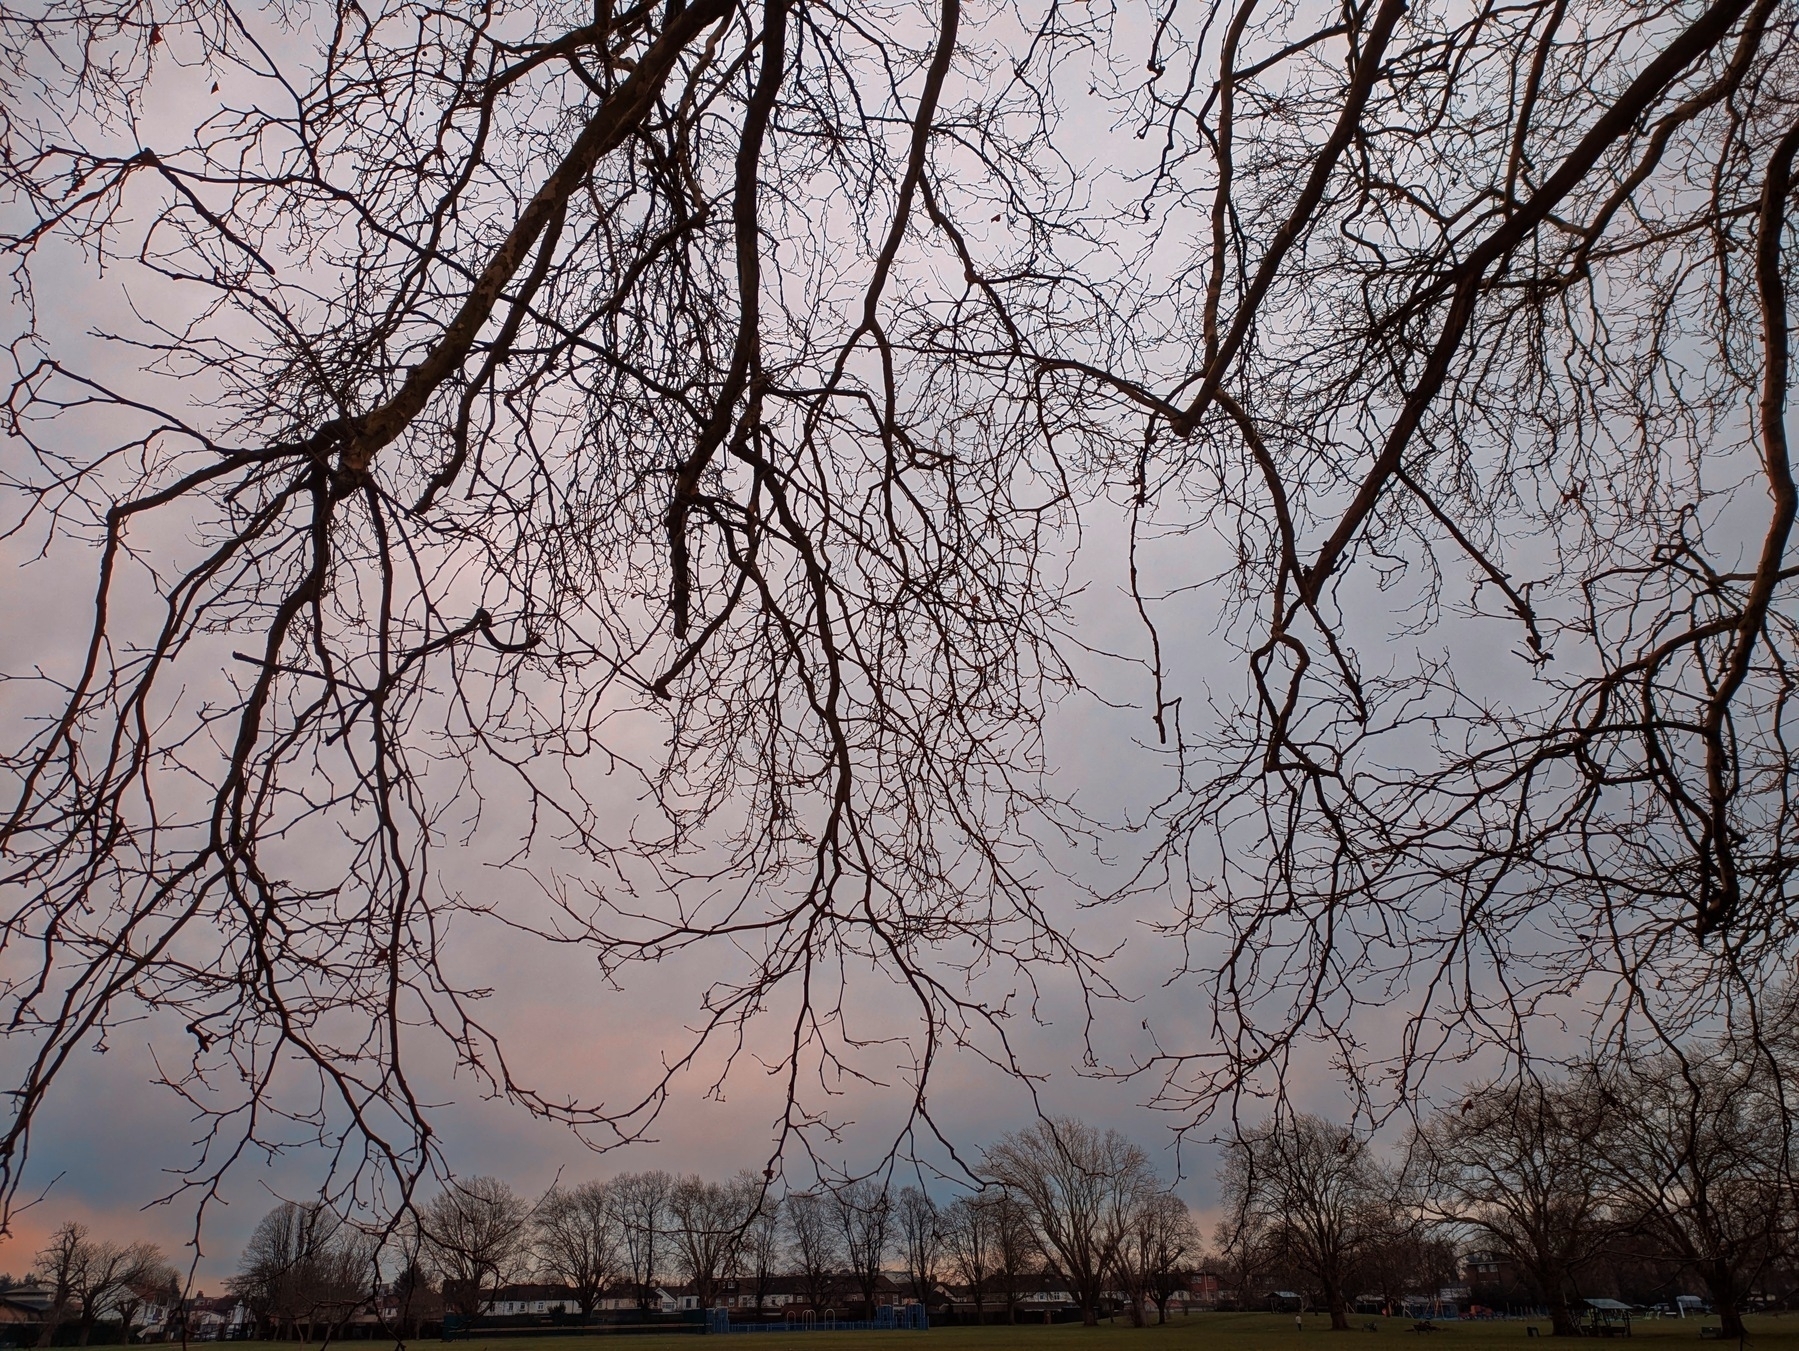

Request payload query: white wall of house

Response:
[484,1298,576,1316]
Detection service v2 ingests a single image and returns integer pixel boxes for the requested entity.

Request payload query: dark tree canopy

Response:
[0,0,1796,1229]
[1218,1114,1388,1331]
[1415,1078,1613,1336]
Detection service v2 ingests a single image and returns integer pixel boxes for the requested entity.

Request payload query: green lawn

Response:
[231,1312,1799,1351]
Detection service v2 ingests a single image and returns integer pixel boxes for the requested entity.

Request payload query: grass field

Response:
[221,1312,1799,1351]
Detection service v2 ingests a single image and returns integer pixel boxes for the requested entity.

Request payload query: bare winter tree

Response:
[1,0,1798,1226]
[29,1223,169,1351]
[614,1171,672,1316]
[1219,1114,1387,1330]
[986,1189,1040,1325]
[783,1191,840,1314]
[231,1201,368,1341]
[833,1179,894,1318]
[1595,1045,1789,1339]
[1357,1224,1459,1323]
[1110,1205,1153,1328]
[0,0,1102,1229]
[1127,1193,1197,1326]
[669,1173,756,1311]
[418,1177,531,1321]
[895,1186,942,1308]
[985,1119,1154,1326]
[741,1182,784,1313]
[113,1255,180,1346]
[942,1194,994,1324]
[533,1181,624,1319]
[31,1226,169,1349]
[1211,1210,1272,1314]
[77,1243,168,1347]
[1415,1078,1613,1336]
[1099,0,1799,1124]
[30,1223,87,1348]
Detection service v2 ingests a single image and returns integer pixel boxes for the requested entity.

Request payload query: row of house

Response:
[0,1269,1223,1343]
[0,1284,252,1345]
[477,1271,1212,1323]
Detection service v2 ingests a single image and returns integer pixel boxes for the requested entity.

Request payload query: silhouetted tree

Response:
[31,1224,86,1348]
[533,1181,624,1318]
[233,1202,362,1340]
[988,1190,1039,1324]
[34,1226,170,1347]
[784,1192,839,1313]
[1129,1194,1197,1325]
[669,1174,756,1310]
[614,1173,673,1316]
[943,1195,995,1323]
[1598,1047,1788,1340]
[419,1178,530,1321]
[1212,1210,1272,1313]
[1417,1077,1613,1335]
[895,1187,942,1307]
[833,1180,894,1318]
[741,1186,783,1313]
[1220,1115,1387,1330]
[986,1119,1155,1325]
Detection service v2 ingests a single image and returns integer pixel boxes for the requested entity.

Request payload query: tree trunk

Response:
[1325,1282,1349,1331]
[1709,1269,1746,1342]
[1718,1304,1745,1340]
[1546,1285,1579,1337]
[36,1307,65,1349]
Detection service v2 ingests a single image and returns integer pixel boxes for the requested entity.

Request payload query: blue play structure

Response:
[705,1306,928,1334]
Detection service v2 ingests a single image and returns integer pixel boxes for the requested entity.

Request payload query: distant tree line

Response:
[1218,1032,1796,1339]
[341,1119,1198,1333]
[201,1118,1195,1337]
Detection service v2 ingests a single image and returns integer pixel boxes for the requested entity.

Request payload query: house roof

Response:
[1586,1299,1632,1311]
